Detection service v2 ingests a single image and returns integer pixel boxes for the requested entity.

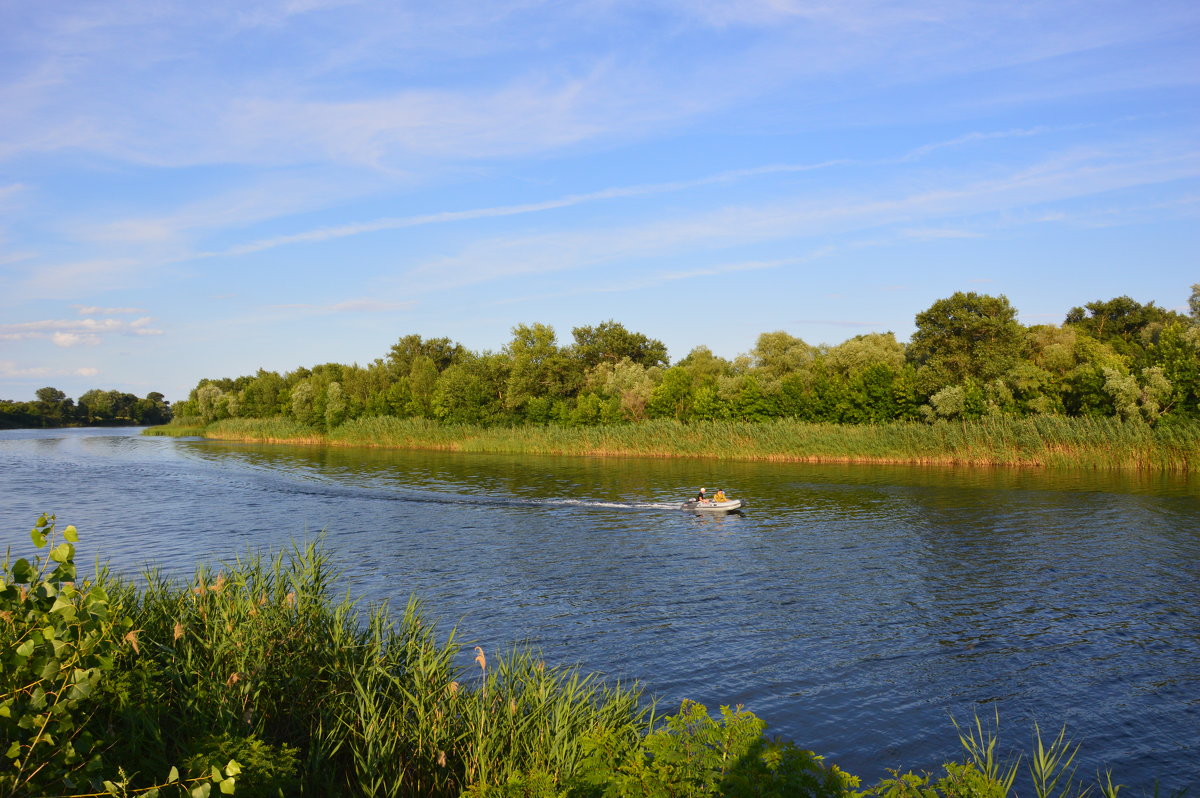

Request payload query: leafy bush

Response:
[0,514,240,797]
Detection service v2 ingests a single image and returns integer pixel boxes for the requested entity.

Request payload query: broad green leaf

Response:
[191,783,211,798]
[5,741,19,759]
[104,781,119,795]
[31,526,46,548]
[224,760,242,777]
[219,777,236,795]
[63,525,78,542]
[168,765,180,782]
[50,543,74,564]
[39,658,62,680]
[15,639,34,658]
[12,558,35,583]
[146,789,160,798]
[211,765,222,781]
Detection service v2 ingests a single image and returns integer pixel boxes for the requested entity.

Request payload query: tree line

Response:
[0,387,173,428]
[174,287,1200,431]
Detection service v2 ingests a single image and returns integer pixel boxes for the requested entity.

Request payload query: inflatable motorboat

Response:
[681,498,743,513]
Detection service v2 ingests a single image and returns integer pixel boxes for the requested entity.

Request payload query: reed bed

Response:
[142,415,207,437]
[154,415,1200,471]
[99,542,648,797]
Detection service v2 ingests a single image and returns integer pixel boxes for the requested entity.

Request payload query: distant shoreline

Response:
[144,414,1197,471]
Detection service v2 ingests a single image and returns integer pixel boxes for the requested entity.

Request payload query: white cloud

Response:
[74,305,147,315]
[0,316,164,344]
[0,361,100,379]
[51,332,101,347]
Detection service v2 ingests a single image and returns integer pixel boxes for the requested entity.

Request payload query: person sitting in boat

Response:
[713,489,727,503]
[696,487,708,504]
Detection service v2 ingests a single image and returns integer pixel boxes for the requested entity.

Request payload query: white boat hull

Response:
[681,499,743,512]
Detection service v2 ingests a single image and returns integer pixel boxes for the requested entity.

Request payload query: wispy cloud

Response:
[198,159,849,259]
[401,144,1200,293]
[0,316,164,347]
[266,299,416,314]
[0,360,99,379]
[74,305,147,315]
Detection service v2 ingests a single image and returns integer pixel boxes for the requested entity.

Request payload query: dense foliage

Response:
[2,517,1166,798]
[174,290,1200,433]
[0,388,173,429]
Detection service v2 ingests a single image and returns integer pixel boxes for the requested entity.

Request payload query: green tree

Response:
[1152,322,1200,417]
[132,392,173,425]
[407,356,439,418]
[584,357,659,421]
[433,355,507,424]
[324,381,348,429]
[34,387,70,426]
[386,334,463,378]
[1065,295,1187,363]
[647,367,695,419]
[571,320,669,370]
[824,332,905,378]
[750,331,815,381]
[907,292,1027,398]
[504,323,578,416]
[290,379,319,427]
[194,384,234,424]
[241,370,287,418]
[78,389,114,424]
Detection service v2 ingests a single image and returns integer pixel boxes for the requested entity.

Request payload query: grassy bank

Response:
[146,414,1199,470]
[4,514,1163,798]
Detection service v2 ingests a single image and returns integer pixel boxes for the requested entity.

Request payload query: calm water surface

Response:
[1,427,1197,791]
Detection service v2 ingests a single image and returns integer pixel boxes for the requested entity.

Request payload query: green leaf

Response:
[224,760,242,777]
[5,741,20,759]
[51,595,76,617]
[211,765,222,781]
[31,525,47,548]
[63,525,79,542]
[191,783,211,798]
[104,780,119,795]
[15,639,34,659]
[12,558,35,584]
[146,789,160,798]
[219,777,236,795]
[50,543,74,564]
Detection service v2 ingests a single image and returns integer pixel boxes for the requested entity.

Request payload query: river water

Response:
[1,427,1197,792]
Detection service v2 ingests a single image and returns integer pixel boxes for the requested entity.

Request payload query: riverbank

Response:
[145,414,1198,470]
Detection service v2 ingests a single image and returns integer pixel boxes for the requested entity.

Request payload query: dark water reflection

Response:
[1,427,1197,792]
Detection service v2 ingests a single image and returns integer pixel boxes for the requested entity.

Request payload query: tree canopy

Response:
[165,287,1198,432]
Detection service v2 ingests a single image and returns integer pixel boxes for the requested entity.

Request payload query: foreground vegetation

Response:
[147,414,1200,471]
[1,515,1182,797]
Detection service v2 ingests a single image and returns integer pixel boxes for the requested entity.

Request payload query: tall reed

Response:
[106,540,647,797]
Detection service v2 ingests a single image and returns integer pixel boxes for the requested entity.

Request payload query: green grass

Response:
[154,414,1200,471]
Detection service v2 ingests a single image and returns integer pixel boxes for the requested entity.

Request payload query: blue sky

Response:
[2,0,1197,402]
